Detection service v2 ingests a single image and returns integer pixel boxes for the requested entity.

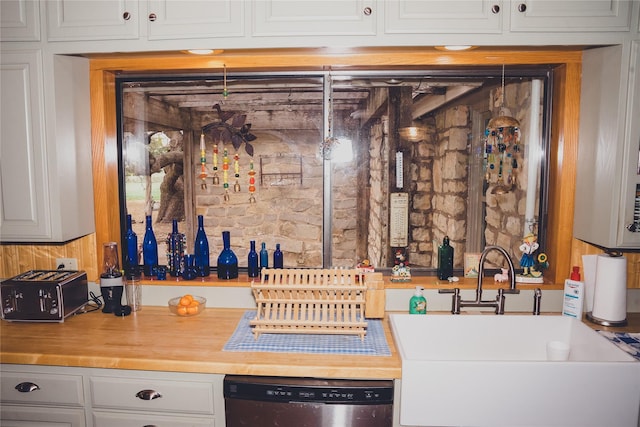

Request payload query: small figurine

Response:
[391,248,411,282]
[517,233,544,283]
[494,268,509,282]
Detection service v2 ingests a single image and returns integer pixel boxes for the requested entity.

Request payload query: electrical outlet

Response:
[56,257,78,270]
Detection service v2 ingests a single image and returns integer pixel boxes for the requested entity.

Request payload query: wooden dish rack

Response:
[250,269,369,339]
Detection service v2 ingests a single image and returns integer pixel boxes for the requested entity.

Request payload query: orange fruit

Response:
[186,305,199,315]
[176,305,188,316]
[179,294,193,306]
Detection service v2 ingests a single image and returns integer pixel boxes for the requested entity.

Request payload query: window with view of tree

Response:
[118,68,550,274]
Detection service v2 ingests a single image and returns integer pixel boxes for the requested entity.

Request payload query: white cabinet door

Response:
[252,0,376,36]
[619,40,640,247]
[46,0,139,41]
[146,0,244,39]
[0,51,95,242]
[574,43,640,249]
[510,0,631,32]
[0,0,40,41]
[0,50,50,240]
[384,0,502,34]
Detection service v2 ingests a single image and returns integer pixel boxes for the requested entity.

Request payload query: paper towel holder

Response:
[585,250,627,327]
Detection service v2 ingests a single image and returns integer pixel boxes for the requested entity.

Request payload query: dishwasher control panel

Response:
[224,375,393,404]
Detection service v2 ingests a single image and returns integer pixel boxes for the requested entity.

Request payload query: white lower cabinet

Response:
[0,367,86,426]
[1,365,224,427]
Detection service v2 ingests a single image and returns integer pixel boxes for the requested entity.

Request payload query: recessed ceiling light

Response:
[185,49,223,55]
[435,45,475,51]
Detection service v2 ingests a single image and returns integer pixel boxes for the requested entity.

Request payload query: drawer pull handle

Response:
[15,382,40,393]
[136,389,162,400]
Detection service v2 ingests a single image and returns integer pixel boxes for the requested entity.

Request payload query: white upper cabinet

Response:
[46,0,139,41]
[510,0,632,32]
[0,51,95,242]
[574,42,640,249]
[146,0,244,39]
[252,0,376,36]
[385,0,502,34]
[0,0,40,41]
[1,51,49,240]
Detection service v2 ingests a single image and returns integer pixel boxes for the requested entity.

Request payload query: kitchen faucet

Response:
[439,245,519,314]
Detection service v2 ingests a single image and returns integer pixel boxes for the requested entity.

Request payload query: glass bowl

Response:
[168,295,206,317]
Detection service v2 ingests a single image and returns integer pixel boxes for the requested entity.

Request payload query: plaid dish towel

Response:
[597,331,640,361]
[223,310,391,356]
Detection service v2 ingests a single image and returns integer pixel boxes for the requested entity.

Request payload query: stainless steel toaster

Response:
[1,270,89,322]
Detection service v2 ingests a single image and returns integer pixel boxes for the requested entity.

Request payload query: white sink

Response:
[390,314,640,427]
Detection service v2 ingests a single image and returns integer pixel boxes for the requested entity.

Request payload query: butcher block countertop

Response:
[0,307,402,379]
[2,309,638,380]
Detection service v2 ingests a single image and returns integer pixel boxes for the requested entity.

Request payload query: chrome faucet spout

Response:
[439,245,519,314]
[475,245,517,303]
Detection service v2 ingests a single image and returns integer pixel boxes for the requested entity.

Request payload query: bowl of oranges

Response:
[168,294,206,317]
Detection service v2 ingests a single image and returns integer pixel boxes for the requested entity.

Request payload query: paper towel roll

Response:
[582,254,598,312]
[592,254,627,322]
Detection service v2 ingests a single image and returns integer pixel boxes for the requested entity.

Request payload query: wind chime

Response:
[200,64,258,203]
[484,65,521,195]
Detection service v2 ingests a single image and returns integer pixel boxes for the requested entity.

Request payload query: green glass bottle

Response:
[437,236,454,280]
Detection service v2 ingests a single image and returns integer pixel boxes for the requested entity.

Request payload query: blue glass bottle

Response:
[182,254,197,280]
[273,243,283,269]
[194,215,210,277]
[124,214,138,274]
[142,215,158,276]
[167,219,184,277]
[259,242,268,272]
[217,231,238,279]
[247,240,259,278]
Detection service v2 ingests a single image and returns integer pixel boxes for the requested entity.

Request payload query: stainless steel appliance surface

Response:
[224,375,393,427]
[1,270,88,322]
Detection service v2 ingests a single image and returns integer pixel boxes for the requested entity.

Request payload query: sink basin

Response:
[390,314,640,427]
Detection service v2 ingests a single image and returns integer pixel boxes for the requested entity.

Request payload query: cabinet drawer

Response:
[0,371,84,406]
[93,410,214,427]
[2,404,85,426]
[90,376,215,414]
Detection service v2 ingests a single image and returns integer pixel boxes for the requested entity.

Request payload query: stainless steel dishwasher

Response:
[224,375,393,427]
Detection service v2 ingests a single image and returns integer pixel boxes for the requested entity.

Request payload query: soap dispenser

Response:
[409,286,427,314]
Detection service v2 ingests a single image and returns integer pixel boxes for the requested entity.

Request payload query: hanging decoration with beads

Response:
[198,133,208,189]
[198,65,258,202]
[233,152,241,192]
[222,148,230,201]
[483,65,522,195]
[248,159,256,203]
[212,143,220,185]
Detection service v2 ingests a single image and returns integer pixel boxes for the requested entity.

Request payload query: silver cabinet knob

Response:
[363,7,372,16]
[122,11,131,21]
[15,382,40,393]
[148,13,157,22]
[136,389,162,400]
[491,4,500,14]
[518,3,527,12]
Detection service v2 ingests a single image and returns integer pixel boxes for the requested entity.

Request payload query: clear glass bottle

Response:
[124,214,138,275]
[194,215,210,277]
[217,231,238,279]
[259,242,268,272]
[273,243,283,269]
[437,236,454,281]
[142,215,158,277]
[247,240,259,278]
